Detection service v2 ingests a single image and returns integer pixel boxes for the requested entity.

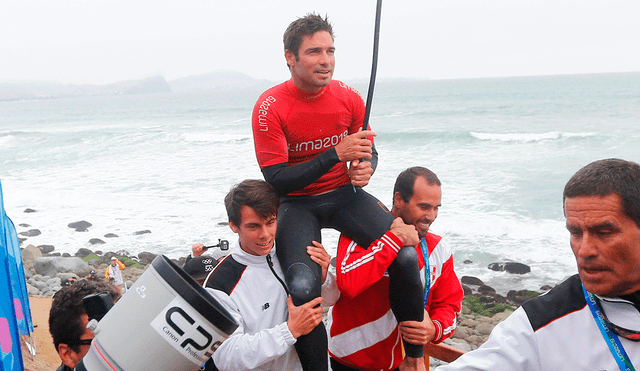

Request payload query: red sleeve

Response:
[252,93,289,168]
[336,231,403,299]
[426,256,464,344]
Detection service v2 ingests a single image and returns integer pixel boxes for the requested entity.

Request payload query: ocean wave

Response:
[470,131,595,142]
[182,132,250,143]
[0,133,17,147]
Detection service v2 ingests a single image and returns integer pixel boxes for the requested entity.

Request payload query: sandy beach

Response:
[22,296,60,371]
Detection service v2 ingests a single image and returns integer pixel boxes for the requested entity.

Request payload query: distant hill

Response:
[168,70,273,92]
[0,70,272,101]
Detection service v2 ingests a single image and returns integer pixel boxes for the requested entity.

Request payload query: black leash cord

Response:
[362,0,383,131]
[266,254,290,296]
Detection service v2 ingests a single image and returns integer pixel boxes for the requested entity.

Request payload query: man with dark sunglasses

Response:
[439,158,640,370]
[49,279,121,371]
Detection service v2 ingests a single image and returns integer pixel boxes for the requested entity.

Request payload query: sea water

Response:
[2,72,639,293]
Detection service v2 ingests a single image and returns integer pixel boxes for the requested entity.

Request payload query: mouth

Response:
[417,220,431,230]
[256,241,273,249]
[580,265,608,276]
[315,69,332,76]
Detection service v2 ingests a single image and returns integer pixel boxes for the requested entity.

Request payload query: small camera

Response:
[203,239,229,251]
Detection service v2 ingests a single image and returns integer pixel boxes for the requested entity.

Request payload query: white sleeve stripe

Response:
[340,234,400,274]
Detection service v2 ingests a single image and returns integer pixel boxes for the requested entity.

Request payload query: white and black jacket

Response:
[437,274,640,370]
[203,240,338,371]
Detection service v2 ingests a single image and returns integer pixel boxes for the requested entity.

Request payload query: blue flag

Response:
[0,180,29,371]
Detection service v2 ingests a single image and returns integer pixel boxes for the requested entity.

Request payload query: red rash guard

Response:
[252,79,368,196]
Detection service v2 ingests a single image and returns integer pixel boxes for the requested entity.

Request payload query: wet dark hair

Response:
[49,279,121,352]
[563,158,640,227]
[283,12,334,67]
[224,179,279,226]
[393,166,441,203]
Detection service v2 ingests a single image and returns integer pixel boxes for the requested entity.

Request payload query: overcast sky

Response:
[2,0,639,85]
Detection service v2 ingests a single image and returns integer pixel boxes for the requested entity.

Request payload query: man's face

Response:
[394,176,441,239]
[286,31,335,94]
[229,205,277,256]
[565,193,640,297]
[59,313,94,368]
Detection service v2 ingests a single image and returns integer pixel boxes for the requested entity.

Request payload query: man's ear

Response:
[285,49,296,67]
[229,221,240,234]
[393,192,404,209]
[58,343,77,368]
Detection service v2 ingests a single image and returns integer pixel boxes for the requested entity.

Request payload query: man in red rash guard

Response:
[329,167,464,371]
[252,13,425,371]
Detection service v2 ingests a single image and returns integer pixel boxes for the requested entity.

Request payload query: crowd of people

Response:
[48,11,640,371]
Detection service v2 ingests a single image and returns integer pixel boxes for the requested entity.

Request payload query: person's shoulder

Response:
[328,80,362,99]
[204,255,247,295]
[257,80,291,100]
[522,274,587,331]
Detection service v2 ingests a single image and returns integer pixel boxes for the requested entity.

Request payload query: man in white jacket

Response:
[438,158,640,370]
[204,179,339,371]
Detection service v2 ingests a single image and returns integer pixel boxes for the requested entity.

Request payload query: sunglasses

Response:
[594,296,640,342]
[63,338,93,346]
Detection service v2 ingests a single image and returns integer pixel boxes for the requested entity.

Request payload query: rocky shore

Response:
[18,218,553,369]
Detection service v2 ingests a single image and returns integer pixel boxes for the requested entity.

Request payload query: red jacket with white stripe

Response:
[328,230,463,371]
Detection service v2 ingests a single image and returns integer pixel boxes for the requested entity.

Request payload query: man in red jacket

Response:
[329,166,464,371]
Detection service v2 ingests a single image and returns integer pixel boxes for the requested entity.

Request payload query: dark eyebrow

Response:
[589,222,618,232]
[417,202,440,208]
[305,46,335,53]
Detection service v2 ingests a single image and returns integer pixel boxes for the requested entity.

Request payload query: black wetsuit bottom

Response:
[277,185,424,370]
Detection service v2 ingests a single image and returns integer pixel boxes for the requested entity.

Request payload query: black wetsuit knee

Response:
[388,246,423,322]
[285,262,321,306]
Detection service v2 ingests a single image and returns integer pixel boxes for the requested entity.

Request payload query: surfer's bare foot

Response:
[399,356,426,371]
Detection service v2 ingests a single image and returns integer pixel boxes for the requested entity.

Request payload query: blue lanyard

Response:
[582,284,636,371]
[420,238,431,308]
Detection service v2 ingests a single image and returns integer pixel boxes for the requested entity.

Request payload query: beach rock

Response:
[89,238,105,245]
[27,283,39,296]
[48,252,61,256]
[62,253,71,257]
[68,220,92,232]
[487,262,531,274]
[217,222,228,226]
[478,285,496,295]
[104,233,118,238]
[19,223,30,227]
[18,237,26,245]
[30,280,48,292]
[24,208,37,213]
[460,276,484,286]
[19,229,41,237]
[57,272,79,281]
[46,277,62,287]
[38,245,55,254]
[134,230,151,235]
[88,258,103,267]
[463,260,473,264]
[21,244,42,262]
[33,257,91,277]
[137,251,157,265]
[462,285,473,296]
[75,248,93,258]
[507,289,540,305]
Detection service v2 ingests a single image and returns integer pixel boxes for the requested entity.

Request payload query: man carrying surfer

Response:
[252,12,425,371]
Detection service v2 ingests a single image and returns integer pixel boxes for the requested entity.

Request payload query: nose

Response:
[257,225,269,238]
[425,208,437,224]
[318,51,331,65]
[573,232,598,259]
